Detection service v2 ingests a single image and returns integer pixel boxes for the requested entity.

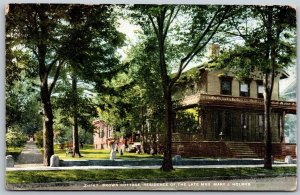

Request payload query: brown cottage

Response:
[172,66,297,158]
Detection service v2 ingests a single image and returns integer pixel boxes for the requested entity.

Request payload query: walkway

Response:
[15,140,43,166]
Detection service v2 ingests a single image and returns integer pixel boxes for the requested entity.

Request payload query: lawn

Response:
[6,147,24,161]
[45,144,162,160]
[6,167,296,184]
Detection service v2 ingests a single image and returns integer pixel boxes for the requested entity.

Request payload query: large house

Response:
[93,44,297,158]
[171,63,297,158]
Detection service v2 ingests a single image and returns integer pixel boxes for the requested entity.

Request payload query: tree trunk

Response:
[41,87,54,166]
[263,7,276,169]
[161,89,174,171]
[140,106,145,154]
[263,75,273,169]
[38,42,54,166]
[72,72,82,157]
[152,8,174,171]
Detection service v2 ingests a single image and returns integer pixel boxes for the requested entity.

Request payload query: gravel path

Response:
[16,140,43,165]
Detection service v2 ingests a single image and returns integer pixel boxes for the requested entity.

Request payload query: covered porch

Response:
[174,93,297,143]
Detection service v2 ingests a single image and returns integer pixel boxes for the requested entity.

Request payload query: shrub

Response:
[6,127,28,148]
[34,130,43,148]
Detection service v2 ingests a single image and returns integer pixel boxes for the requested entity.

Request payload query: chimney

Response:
[209,43,220,59]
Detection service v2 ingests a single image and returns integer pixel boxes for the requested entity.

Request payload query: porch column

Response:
[279,111,286,143]
[197,106,205,139]
[221,111,226,139]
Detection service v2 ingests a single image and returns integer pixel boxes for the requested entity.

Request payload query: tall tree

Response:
[213,5,296,169]
[6,4,124,164]
[6,4,69,165]
[126,36,164,153]
[132,5,235,171]
[59,5,125,157]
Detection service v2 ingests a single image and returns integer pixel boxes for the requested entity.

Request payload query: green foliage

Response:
[212,6,296,78]
[175,110,198,133]
[6,128,28,148]
[6,69,42,135]
[51,5,125,148]
[79,131,94,144]
[6,147,23,161]
[6,4,125,162]
[34,130,43,148]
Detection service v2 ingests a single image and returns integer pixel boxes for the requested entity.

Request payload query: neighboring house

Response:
[172,63,297,158]
[281,76,296,101]
[93,119,141,151]
[280,74,297,143]
[93,119,114,149]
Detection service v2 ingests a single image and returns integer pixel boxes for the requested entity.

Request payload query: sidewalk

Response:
[15,140,43,166]
[8,140,296,171]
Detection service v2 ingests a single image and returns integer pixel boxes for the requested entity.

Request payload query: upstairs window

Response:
[220,77,232,95]
[240,81,250,97]
[257,81,264,98]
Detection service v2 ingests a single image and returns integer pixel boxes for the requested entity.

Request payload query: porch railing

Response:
[174,93,296,113]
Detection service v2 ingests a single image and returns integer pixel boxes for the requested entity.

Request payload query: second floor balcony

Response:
[174,93,297,114]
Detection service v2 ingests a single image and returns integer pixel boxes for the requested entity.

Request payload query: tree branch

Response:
[148,14,159,38]
[170,7,231,86]
[232,17,247,39]
[163,6,180,40]
[49,60,64,94]
[46,57,59,75]
[31,48,39,59]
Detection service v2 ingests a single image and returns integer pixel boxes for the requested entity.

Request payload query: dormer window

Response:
[220,77,232,95]
[257,80,264,98]
[240,81,250,97]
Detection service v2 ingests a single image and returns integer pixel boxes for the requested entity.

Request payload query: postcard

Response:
[5,3,297,191]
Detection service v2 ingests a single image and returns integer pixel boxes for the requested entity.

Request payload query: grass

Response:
[43,144,162,160]
[6,147,24,161]
[6,167,296,184]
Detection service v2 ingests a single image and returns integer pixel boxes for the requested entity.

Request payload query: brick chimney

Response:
[209,43,220,59]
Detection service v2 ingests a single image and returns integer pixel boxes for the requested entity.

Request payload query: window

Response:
[240,81,250,97]
[220,77,232,95]
[108,126,112,138]
[257,81,264,98]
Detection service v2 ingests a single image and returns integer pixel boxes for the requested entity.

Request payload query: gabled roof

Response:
[180,63,290,80]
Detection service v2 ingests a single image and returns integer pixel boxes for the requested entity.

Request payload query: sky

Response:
[117,18,140,61]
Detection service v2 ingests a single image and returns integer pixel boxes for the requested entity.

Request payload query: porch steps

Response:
[225,142,258,158]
